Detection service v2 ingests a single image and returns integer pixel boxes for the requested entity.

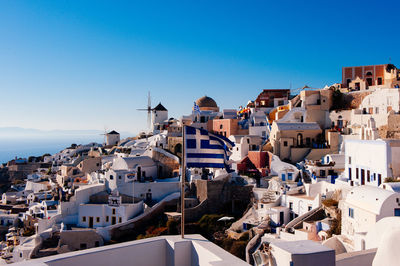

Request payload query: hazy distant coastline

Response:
[0,127,133,164]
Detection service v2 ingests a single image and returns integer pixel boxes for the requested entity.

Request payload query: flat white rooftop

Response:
[14,234,249,266]
[272,240,333,255]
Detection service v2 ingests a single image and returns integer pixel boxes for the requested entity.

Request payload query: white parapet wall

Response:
[13,235,249,266]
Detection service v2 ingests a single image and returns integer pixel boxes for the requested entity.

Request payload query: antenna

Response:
[137,91,153,130]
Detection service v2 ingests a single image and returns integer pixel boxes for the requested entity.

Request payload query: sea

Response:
[0,135,105,164]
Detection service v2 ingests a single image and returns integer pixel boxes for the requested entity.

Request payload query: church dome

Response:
[195,96,219,111]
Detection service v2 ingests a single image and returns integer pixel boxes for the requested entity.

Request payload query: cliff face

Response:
[345,91,372,109]
[0,167,9,182]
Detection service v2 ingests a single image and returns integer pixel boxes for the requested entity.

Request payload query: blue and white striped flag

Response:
[193,102,201,114]
[184,126,234,170]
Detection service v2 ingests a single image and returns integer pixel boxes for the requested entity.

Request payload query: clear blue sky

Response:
[1,0,399,134]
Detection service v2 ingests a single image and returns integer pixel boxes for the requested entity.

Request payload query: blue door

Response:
[281,173,286,181]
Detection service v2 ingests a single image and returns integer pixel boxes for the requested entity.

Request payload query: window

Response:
[247,139,250,144]
[378,174,382,185]
[289,202,293,210]
[356,168,359,179]
[96,163,100,167]
[106,216,109,222]
[288,173,293,180]
[348,156,351,164]
[297,133,303,146]
[110,175,114,180]
[308,206,312,211]
[349,208,354,218]
[361,169,365,185]
[284,141,288,147]
[348,168,352,180]
[96,217,100,223]
[367,170,370,182]
[112,209,116,215]
[219,124,223,129]
[82,216,86,222]
[119,217,122,223]
[118,175,121,179]
[395,209,400,217]
[375,107,379,114]
[320,170,326,177]
[260,204,264,208]
[377,77,383,85]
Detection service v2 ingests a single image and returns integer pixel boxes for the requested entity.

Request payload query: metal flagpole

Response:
[181,125,186,238]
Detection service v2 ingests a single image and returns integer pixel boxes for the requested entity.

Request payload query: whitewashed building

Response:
[340,185,400,245]
[305,154,345,184]
[78,192,143,228]
[345,139,400,186]
[111,156,157,183]
[249,110,268,138]
[229,135,263,161]
[253,240,335,266]
[281,192,321,221]
[351,88,400,129]
[106,130,120,146]
[152,103,168,134]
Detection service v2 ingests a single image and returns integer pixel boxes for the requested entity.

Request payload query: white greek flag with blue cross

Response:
[184,126,234,170]
[193,102,201,114]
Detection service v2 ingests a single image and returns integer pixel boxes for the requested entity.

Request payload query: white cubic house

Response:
[345,139,400,187]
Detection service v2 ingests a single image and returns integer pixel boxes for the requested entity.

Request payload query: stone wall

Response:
[184,199,209,222]
[346,91,372,109]
[109,195,179,241]
[186,179,253,221]
[150,149,180,178]
[59,230,104,251]
[167,136,183,158]
[385,113,400,139]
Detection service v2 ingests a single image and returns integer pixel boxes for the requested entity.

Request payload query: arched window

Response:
[297,133,303,147]
[174,143,182,154]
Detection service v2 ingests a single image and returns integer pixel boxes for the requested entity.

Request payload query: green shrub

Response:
[166,220,179,235]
